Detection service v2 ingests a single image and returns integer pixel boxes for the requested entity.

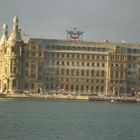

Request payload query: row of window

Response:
[46,84,105,92]
[55,69,105,77]
[47,53,106,60]
[127,49,140,54]
[128,64,137,69]
[110,56,126,61]
[46,78,105,83]
[26,52,43,57]
[55,61,106,67]
[110,63,125,68]
[46,45,107,52]
[110,80,126,84]
[28,69,105,78]
[111,71,124,79]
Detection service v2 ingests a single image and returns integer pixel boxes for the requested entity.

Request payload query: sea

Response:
[0,99,140,140]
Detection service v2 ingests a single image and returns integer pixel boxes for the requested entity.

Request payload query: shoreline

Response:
[0,94,140,103]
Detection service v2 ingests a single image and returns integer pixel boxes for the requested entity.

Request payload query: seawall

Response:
[0,94,140,103]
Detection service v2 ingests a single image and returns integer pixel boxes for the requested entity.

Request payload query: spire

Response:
[0,23,8,45]
[8,16,22,42]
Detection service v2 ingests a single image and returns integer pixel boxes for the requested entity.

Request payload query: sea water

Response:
[0,99,140,140]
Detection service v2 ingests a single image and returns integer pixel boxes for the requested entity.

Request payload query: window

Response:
[76,55,79,58]
[101,86,104,92]
[76,70,79,75]
[96,86,99,92]
[91,70,94,77]
[62,61,64,65]
[57,54,60,57]
[57,61,59,65]
[62,54,65,57]
[92,55,95,59]
[66,69,69,75]
[25,71,28,76]
[61,69,64,75]
[66,85,69,90]
[72,62,74,66]
[26,62,29,67]
[81,85,84,90]
[87,55,90,59]
[96,80,99,83]
[102,56,105,60]
[101,71,105,77]
[56,69,59,74]
[13,67,16,73]
[12,80,16,89]
[86,85,89,90]
[82,55,85,59]
[25,83,28,89]
[71,69,74,76]
[116,71,119,78]
[32,52,36,56]
[133,64,136,68]
[90,86,94,91]
[96,71,99,77]
[86,70,89,76]
[39,52,42,56]
[67,61,69,66]
[76,85,79,90]
[32,46,36,50]
[77,62,80,66]
[67,54,70,58]
[5,67,7,73]
[111,71,114,78]
[121,71,124,79]
[72,54,75,58]
[81,70,84,76]
[71,85,74,90]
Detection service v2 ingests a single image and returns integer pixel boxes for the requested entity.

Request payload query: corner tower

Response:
[1,16,24,94]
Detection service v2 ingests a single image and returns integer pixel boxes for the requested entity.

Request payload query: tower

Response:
[0,16,24,94]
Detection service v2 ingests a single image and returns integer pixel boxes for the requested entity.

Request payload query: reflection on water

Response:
[0,99,140,140]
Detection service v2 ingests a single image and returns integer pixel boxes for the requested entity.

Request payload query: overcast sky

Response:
[0,0,140,43]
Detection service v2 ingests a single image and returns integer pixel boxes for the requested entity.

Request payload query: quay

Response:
[0,93,140,103]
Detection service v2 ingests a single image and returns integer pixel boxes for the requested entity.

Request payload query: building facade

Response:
[0,17,140,96]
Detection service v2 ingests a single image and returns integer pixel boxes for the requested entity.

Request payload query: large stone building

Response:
[0,17,140,96]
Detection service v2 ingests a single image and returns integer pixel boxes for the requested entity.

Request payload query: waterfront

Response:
[0,100,140,140]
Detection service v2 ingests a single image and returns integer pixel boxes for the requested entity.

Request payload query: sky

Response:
[0,0,140,43]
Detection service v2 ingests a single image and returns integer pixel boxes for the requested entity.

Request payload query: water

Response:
[0,99,140,140]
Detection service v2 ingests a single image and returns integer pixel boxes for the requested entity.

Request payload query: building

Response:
[0,17,140,96]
